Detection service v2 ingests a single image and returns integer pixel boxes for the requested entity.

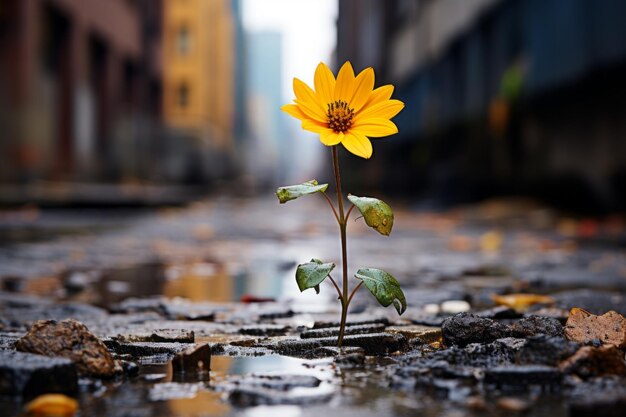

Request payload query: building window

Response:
[176,26,191,55]
[177,83,189,108]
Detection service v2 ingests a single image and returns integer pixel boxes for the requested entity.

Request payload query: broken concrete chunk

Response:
[515,335,579,366]
[483,365,562,391]
[15,319,122,378]
[564,308,626,348]
[442,313,512,347]
[559,345,626,378]
[301,323,385,339]
[510,316,563,338]
[384,325,442,344]
[171,343,211,374]
[114,329,195,343]
[0,350,77,397]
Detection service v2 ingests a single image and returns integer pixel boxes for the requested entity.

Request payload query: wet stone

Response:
[106,340,192,363]
[564,308,626,348]
[442,313,512,347]
[567,376,626,417]
[384,325,442,344]
[113,329,195,343]
[510,315,563,338]
[483,365,562,391]
[515,335,580,366]
[268,332,407,357]
[15,319,122,378]
[171,343,211,374]
[559,345,626,378]
[239,324,290,337]
[428,337,525,368]
[300,323,385,339]
[0,350,78,397]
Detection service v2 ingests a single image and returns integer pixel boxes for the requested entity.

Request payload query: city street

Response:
[1,195,625,416]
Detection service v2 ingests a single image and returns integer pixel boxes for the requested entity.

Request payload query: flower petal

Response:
[320,131,342,146]
[355,99,404,122]
[350,67,375,112]
[342,132,373,159]
[333,61,355,103]
[365,85,394,108]
[281,104,307,121]
[302,119,331,134]
[352,118,398,138]
[314,62,336,105]
[293,78,327,122]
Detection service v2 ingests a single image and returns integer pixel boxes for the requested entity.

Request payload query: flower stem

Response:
[331,146,349,347]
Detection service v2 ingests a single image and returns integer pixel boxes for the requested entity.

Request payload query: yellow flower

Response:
[281,61,404,159]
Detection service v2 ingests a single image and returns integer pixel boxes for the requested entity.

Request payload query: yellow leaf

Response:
[25,394,78,417]
[491,293,555,311]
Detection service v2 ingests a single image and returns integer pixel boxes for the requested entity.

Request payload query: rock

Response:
[442,313,512,347]
[515,335,579,366]
[105,340,191,362]
[15,319,122,378]
[510,316,563,338]
[114,329,195,343]
[564,308,626,348]
[227,374,330,407]
[567,376,626,417]
[429,338,525,368]
[0,350,77,397]
[336,333,407,355]
[384,325,442,344]
[171,344,211,374]
[300,323,385,339]
[239,324,290,336]
[268,333,407,357]
[559,345,626,378]
[483,365,562,391]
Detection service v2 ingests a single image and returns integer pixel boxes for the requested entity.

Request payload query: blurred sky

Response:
[242,0,338,101]
[242,0,338,183]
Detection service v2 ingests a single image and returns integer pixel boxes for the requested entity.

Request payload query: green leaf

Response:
[347,194,394,236]
[276,180,329,204]
[355,268,406,315]
[296,259,335,293]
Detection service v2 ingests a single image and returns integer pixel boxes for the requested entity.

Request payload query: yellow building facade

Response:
[162,0,235,149]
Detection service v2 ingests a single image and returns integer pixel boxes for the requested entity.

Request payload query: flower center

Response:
[327,100,355,133]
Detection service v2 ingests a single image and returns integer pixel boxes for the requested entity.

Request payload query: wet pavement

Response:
[1,195,626,416]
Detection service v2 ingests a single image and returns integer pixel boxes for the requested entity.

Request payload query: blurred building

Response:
[162,0,235,172]
[0,0,163,183]
[337,0,626,211]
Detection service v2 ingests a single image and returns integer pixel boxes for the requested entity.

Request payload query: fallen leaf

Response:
[480,230,503,252]
[491,293,555,311]
[25,394,78,417]
[564,308,626,348]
